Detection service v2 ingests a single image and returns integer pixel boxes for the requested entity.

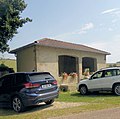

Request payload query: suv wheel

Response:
[79,85,88,95]
[114,84,120,96]
[12,96,25,112]
[45,99,54,105]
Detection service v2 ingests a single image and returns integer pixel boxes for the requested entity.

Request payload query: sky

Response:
[1,0,120,63]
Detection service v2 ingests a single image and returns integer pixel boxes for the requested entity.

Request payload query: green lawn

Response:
[0,59,16,72]
[57,91,120,105]
[0,91,120,119]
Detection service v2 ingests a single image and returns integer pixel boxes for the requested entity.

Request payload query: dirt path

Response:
[43,101,89,110]
[49,107,120,119]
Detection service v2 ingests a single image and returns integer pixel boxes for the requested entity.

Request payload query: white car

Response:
[77,67,120,95]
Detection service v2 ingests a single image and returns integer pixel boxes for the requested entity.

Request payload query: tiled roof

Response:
[34,38,110,55]
[10,38,110,55]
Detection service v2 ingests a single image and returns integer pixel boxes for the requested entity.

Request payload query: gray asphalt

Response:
[49,107,120,119]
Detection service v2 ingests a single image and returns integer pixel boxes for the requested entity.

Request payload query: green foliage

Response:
[0,0,32,53]
[0,63,8,68]
[0,63,14,74]
[0,58,16,71]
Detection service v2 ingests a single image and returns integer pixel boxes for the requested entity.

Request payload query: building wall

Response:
[35,46,106,80]
[16,45,106,82]
[16,46,35,72]
[36,46,58,77]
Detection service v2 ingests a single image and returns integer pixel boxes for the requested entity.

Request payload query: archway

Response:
[82,57,97,73]
[58,55,79,76]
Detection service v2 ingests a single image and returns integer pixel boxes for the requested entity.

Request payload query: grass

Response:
[0,59,16,72]
[57,91,120,104]
[0,91,120,119]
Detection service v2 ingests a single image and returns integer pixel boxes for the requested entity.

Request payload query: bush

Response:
[0,63,14,77]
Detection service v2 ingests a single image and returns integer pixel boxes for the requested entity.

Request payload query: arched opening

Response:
[58,55,79,76]
[82,57,97,74]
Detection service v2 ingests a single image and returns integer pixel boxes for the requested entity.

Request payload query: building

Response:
[10,38,110,82]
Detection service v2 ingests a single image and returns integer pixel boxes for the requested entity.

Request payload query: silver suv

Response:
[77,67,120,95]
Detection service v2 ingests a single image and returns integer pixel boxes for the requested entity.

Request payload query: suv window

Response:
[15,74,26,85]
[104,69,120,77]
[116,69,120,75]
[91,71,103,79]
[29,74,53,82]
[104,70,113,77]
[2,75,15,87]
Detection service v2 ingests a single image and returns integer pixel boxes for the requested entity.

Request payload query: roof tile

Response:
[35,38,110,55]
[10,38,110,55]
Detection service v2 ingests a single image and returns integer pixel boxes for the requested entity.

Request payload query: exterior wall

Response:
[16,46,35,72]
[15,44,107,84]
[36,46,58,77]
[35,46,106,80]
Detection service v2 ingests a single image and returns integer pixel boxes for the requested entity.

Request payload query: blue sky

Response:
[1,0,120,63]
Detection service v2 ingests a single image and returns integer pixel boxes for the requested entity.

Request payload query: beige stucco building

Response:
[10,38,110,82]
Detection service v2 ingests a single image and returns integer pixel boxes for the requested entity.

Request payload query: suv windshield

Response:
[29,74,54,82]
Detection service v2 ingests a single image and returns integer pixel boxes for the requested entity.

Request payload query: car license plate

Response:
[42,84,51,89]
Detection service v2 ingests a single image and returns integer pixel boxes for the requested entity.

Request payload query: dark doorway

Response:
[58,55,78,76]
[82,57,97,73]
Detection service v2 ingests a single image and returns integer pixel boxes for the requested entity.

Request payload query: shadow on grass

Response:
[0,103,53,116]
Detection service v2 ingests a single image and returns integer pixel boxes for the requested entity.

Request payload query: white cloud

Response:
[81,23,94,31]
[72,22,94,35]
[101,8,119,14]
[108,28,113,31]
[78,22,94,34]
[101,8,120,24]
[54,22,95,40]
[112,19,118,23]
[100,8,120,32]
[86,38,120,63]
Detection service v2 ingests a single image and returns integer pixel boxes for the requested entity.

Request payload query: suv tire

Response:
[79,85,88,95]
[12,96,25,112]
[114,84,120,96]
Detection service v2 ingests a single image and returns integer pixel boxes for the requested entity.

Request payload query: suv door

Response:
[0,77,4,102]
[14,73,27,92]
[88,69,118,91]
[99,69,120,89]
[87,71,104,90]
[0,75,15,103]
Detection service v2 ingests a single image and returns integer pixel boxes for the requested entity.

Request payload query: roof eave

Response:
[9,43,35,54]
[9,39,111,55]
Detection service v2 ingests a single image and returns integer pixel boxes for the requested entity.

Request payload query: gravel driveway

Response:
[49,107,120,119]
[43,101,88,110]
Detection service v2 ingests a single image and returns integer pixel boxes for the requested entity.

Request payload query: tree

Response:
[116,61,120,63]
[0,0,32,53]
